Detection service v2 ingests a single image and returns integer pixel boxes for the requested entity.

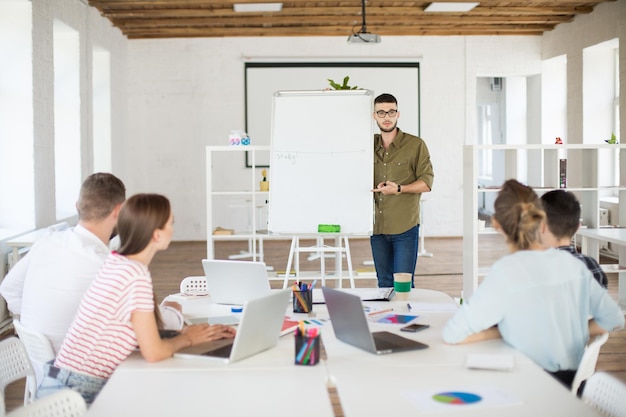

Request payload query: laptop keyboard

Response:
[373,336,398,351]
[202,343,233,358]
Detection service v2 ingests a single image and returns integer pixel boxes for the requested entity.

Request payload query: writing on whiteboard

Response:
[275,152,297,164]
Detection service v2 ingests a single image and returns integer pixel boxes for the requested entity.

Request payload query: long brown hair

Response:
[493,179,545,250]
[116,193,171,329]
[117,194,171,256]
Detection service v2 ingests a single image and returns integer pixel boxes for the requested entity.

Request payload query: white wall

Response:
[542,0,625,194]
[124,36,542,240]
[20,0,626,242]
[542,0,625,146]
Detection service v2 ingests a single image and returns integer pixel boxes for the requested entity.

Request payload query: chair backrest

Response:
[582,372,626,417]
[12,319,56,387]
[6,389,86,417]
[179,276,208,296]
[0,337,37,406]
[571,332,609,395]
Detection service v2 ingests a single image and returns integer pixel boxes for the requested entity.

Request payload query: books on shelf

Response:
[213,227,235,235]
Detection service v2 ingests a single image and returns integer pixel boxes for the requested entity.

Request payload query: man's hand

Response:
[372,181,399,195]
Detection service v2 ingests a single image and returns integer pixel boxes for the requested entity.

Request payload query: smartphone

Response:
[400,323,430,333]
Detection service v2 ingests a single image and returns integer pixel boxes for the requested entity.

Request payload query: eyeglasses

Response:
[375,109,398,118]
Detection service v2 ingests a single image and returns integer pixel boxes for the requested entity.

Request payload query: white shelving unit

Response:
[463,143,626,299]
[206,146,273,261]
[206,146,362,286]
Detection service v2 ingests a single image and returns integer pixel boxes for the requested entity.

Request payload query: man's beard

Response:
[378,121,397,133]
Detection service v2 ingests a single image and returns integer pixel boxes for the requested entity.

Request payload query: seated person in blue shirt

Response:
[442,179,624,389]
[539,189,608,288]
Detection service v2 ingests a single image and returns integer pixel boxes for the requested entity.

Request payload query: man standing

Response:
[371,93,434,288]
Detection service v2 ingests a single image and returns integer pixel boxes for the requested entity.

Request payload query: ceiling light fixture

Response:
[347,0,381,44]
[233,3,283,13]
[424,2,479,12]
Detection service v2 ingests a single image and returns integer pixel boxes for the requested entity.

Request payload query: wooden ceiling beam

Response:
[98,5,595,19]
[121,23,553,38]
[110,15,574,30]
[85,0,615,38]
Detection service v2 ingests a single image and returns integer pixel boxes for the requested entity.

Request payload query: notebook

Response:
[201,259,271,305]
[174,289,291,363]
[322,286,428,355]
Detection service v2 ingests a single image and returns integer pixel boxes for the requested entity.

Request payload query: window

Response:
[583,38,619,189]
[542,55,567,144]
[53,20,81,220]
[92,46,111,173]
[477,104,493,178]
[0,0,34,237]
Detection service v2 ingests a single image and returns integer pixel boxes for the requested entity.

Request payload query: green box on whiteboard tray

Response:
[318,224,341,233]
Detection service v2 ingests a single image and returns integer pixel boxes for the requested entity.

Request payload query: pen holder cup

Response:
[295,332,320,366]
[292,289,313,313]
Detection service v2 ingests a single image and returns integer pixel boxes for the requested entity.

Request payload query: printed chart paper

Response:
[402,385,522,413]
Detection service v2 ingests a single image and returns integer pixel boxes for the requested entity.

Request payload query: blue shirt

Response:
[442,248,624,372]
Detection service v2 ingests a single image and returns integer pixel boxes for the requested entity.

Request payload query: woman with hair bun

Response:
[443,179,623,388]
[37,194,236,405]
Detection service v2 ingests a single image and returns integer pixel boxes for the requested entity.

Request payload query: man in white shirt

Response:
[0,173,183,381]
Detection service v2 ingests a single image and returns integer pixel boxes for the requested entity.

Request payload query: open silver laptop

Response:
[201,259,271,305]
[174,289,291,363]
[322,287,428,355]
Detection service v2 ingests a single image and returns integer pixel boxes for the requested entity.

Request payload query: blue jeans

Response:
[370,225,420,288]
[37,361,107,406]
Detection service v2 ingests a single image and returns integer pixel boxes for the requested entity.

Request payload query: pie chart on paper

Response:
[432,391,482,405]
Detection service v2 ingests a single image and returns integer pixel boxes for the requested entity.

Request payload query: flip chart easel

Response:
[267,90,374,286]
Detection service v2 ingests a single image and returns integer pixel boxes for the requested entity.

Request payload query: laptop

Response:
[201,259,271,305]
[174,289,291,363]
[322,286,428,355]
[312,287,395,304]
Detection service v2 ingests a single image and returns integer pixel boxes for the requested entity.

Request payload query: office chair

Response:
[179,276,208,296]
[12,319,55,386]
[0,337,37,406]
[582,372,626,417]
[6,389,86,417]
[571,332,609,395]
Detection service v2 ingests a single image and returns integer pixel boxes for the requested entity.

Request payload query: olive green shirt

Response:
[373,128,434,235]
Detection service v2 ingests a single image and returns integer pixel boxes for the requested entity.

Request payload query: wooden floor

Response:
[3,236,625,413]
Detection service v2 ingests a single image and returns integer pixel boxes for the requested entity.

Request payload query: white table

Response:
[87,289,600,417]
[577,227,626,309]
[88,364,333,416]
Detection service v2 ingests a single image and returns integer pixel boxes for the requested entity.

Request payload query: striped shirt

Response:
[55,252,154,379]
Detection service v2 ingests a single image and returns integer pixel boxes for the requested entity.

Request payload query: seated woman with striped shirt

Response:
[36,193,236,405]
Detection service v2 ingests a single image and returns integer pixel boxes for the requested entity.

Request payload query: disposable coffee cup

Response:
[393,272,412,301]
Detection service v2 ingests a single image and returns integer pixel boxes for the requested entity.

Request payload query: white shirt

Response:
[1,225,110,353]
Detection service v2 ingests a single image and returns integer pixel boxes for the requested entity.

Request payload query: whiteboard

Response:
[267,90,374,235]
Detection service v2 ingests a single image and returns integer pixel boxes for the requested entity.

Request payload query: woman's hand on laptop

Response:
[182,323,236,345]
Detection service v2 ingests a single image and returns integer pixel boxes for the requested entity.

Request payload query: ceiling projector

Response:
[347,32,381,43]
